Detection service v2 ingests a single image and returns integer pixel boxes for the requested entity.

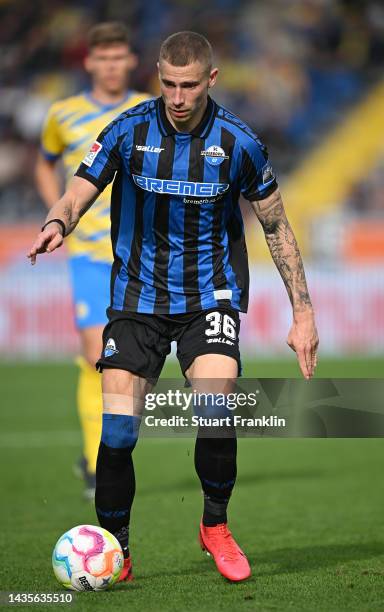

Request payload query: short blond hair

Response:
[159,31,213,73]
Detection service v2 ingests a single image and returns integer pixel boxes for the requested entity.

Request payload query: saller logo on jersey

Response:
[132,175,229,197]
[82,141,102,167]
[135,145,164,153]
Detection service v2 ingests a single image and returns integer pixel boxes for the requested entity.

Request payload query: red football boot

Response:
[118,556,134,582]
[199,522,251,582]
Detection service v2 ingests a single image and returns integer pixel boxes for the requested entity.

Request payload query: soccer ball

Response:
[52,525,124,591]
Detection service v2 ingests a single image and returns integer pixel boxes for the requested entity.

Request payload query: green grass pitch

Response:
[1,358,383,611]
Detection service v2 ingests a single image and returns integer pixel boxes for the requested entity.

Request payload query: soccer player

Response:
[28,31,319,582]
[35,23,149,498]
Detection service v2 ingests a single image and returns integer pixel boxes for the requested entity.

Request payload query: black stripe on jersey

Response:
[183,137,205,311]
[239,149,257,198]
[227,203,249,312]
[122,121,150,311]
[96,134,126,191]
[110,168,123,307]
[152,136,176,314]
[219,127,236,187]
[240,148,277,201]
[211,127,236,304]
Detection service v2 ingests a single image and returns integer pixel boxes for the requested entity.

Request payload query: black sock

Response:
[114,526,130,559]
[202,492,229,526]
[95,441,135,555]
[194,431,237,527]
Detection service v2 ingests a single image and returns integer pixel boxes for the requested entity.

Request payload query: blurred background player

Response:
[34,22,150,499]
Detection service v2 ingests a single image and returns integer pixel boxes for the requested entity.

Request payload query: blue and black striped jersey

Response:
[75,96,278,315]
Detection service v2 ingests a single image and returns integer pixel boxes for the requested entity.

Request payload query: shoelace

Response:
[208,524,241,561]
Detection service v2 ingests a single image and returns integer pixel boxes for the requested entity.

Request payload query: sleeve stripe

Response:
[246,181,278,202]
[240,149,257,196]
[240,148,278,201]
[74,167,104,191]
[40,146,61,162]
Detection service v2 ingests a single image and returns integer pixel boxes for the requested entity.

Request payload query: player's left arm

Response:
[251,188,319,379]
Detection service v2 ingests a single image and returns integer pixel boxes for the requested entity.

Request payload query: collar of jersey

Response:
[84,90,133,112]
[156,96,216,138]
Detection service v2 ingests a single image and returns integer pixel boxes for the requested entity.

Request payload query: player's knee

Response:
[193,393,234,420]
[101,414,140,450]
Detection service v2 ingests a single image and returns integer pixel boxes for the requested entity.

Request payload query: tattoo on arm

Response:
[62,197,94,233]
[252,190,313,313]
[62,206,77,232]
[46,179,100,237]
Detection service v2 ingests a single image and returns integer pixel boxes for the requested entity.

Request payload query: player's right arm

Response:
[27,176,100,264]
[28,114,123,265]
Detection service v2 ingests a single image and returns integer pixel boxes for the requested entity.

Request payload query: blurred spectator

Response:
[347,158,384,217]
[0,0,382,227]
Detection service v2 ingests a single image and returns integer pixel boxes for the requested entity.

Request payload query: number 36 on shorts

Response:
[205,311,238,342]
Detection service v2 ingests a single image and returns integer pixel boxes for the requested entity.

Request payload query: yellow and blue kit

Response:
[41,90,150,477]
[41,90,149,328]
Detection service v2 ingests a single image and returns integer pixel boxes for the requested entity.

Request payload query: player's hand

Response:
[27,224,64,265]
[287,309,319,379]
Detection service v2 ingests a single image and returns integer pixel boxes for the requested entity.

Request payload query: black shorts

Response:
[96,306,242,381]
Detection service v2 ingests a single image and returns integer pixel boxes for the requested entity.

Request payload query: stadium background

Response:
[0,0,383,365]
[0,1,383,610]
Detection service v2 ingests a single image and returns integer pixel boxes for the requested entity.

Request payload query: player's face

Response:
[84,44,137,95]
[158,60,218,130]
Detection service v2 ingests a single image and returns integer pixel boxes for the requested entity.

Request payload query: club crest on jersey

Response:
[82,141,102,167]
[104,338,118,358]
[201,145,229,166]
